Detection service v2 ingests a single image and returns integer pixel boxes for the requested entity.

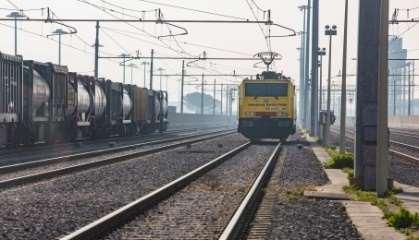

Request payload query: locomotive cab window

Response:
[245,83,288,97]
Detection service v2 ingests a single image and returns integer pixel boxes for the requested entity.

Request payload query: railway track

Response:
[57,142,282,240]
[0,133,249,240]
[0,126,229,166]
[330,128,419,165]
[0,129,235,190]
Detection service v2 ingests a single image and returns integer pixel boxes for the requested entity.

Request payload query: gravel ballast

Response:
[0,131,233,181]
[246,137,361,240]
[105,144,275,240]
[0,133,247,240]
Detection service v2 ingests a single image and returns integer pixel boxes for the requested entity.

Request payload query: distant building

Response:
[388,37,411,116]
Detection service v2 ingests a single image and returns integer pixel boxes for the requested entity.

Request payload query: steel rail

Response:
[0,127,200,157]
[0,128,231,175]
[331,130,419,166]
[331,127,419,145]
[59,141,252,240]
[219,142,282,240]
[0,130,236,190]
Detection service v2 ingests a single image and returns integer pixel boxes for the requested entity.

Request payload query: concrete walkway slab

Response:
[342,201,406,240]
[304,144,350,199]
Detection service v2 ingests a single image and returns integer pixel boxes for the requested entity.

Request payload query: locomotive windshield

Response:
[245,83,288,97]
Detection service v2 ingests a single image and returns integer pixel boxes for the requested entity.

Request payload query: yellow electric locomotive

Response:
[238,71,296,141]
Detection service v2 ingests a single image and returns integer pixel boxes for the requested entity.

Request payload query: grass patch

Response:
[324,148,354,169]
[388,208,419,230]
[284,187,305,203]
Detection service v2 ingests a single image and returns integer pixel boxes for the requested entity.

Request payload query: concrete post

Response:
[304,0,312,129]
[299,6,308,127]
[340,0,349,153]
[310,0,319,136]
[355,0,389,193]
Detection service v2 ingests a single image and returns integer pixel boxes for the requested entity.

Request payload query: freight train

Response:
[238,71,296,141]
[0,52,168,147]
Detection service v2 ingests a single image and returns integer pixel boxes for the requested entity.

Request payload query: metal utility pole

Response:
[324,25,337,145]
[304,0,312,129]
[311,0,319,136]
[120,53,129,84]
[220,84,224,115]
[298,5,308,127]
[149,49,154,90]
[356,0,389,195]
[141,61,150,88]
[318,48,326,137]
[128,63,138,85]
[414,62,416,115]
[94,21,100,78]
[213,79,217,115]
[226,86,230,116]
[48,28,70,65]
[180,60,185,114]
[157,67,165,90]
[201,73,205,115]
[340,0,349,153]
[408,62,412,115]
[6,11,26,56]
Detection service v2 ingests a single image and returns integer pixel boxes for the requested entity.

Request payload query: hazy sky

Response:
[0,0,418,105]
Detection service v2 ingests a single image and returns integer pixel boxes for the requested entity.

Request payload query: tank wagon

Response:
[238,71,296,141]
[0,52,168,147]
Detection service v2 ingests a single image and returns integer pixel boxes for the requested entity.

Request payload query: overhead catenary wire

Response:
[75,0,192,56]
[5,0,18,9]
[244,0,271,51]
[98,0,157,14]
[1,1,272,83]
[134,0,247,21]
[0,22,119,64]
[250,0,265,12]
[101,26,252,56]
[102,28,129,53]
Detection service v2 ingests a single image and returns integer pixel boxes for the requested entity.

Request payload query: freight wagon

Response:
[0,51,168,147]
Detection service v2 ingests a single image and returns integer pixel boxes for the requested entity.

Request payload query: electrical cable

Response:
[0,22,119,64]
[101,26,252,56]
[244,0,270,51]
[396,22,419,38]
[5,0,18,9]
[134,0,247,20]
[102,28,129,53]
[75,0,185,56]
[250,0,265,12]
[98,0,157,14]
